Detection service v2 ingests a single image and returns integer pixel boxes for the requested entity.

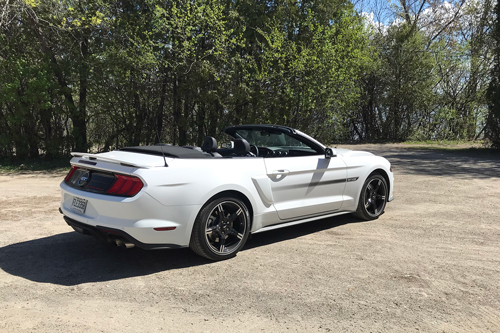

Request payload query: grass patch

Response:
[0,156,71,173]
[400,141,499,157]
[403,145,499,154]
[402,139,486,146]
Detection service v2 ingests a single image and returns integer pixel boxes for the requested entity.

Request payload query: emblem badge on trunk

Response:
[78,172,90,187]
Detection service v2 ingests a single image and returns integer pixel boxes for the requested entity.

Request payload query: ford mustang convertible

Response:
[60,124,394,260]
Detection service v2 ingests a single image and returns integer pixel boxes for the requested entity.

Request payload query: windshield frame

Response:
[223,125,325,155]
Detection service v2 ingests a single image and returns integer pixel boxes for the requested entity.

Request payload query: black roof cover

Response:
[120,145,211,159]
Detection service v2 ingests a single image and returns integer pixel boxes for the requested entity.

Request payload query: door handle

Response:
[271,169,289,175]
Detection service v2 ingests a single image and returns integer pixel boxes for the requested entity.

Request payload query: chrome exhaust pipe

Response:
[115,239,135,249]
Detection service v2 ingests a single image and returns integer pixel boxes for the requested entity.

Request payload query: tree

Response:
[487,0,500,148]
[355,0,494,142]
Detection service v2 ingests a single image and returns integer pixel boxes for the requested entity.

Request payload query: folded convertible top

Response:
[120,145,211,159]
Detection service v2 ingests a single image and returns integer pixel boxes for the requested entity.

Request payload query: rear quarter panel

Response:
[136,157,278,232]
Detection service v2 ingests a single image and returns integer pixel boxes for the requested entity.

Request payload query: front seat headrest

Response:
[233,138,250,156]
[201,136,217,153]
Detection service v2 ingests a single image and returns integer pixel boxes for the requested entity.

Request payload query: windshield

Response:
[235,130,300,146]
[231,128,322,156]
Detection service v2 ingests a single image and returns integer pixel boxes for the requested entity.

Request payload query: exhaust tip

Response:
[115,239,135,249]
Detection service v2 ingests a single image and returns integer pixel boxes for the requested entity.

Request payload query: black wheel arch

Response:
[368,168,390,192]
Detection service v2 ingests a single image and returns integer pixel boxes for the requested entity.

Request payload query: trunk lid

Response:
[65,151,170,197]
[71,151,169,168]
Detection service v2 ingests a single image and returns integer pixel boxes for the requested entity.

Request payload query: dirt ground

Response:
[1,144,500,332]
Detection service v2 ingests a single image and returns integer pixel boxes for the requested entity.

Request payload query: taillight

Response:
[106,174,143,197]
[65,166,79,182]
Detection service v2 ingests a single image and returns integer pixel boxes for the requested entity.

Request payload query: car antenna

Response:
[155,130,169,167]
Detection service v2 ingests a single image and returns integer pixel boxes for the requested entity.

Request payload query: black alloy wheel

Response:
[354,174,388,220]
[190,197,250,261]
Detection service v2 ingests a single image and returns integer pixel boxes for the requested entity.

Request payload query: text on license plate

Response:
[70,196,88,214]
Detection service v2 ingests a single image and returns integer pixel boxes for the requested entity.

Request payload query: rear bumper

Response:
[62,214,182,250]
[60,181,202,247]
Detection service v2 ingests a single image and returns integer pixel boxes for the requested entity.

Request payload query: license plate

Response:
[70,196,88,214]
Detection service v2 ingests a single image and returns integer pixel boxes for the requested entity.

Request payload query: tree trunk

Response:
[76,36,89,152]
[25,6,87,152]
[179,96,188,146]
[172,75,181,145]
[197,103,206,146]
[132,79,144,146]
[156,74,168,142]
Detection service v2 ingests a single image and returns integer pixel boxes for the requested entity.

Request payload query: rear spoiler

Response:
[70,152,150,169]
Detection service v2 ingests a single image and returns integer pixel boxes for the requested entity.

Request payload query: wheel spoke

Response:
[228,208,243,223]
[371,199,377,212]
[217,203,225,216]
[230,228,244,240]
[365,200,371,209]
[377,195,386,201]
[206,225,218,236]
[219,235,226,253]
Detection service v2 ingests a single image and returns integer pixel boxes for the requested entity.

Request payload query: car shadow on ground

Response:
[0,232,205,286]
[374,147,500,179]
[0,214,363,286]
[393,151,500,178]
[245,213,359,250]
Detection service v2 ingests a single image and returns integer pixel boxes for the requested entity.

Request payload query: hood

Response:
[335,148,374,158]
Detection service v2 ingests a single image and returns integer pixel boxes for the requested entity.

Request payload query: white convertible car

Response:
[60,124,394,260]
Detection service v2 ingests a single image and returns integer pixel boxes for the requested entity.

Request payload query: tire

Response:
[190,196,251,261]
[354,174,388,221]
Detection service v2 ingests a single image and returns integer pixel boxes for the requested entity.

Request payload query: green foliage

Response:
[0,0,497,158]
[349,22,438,142]
[347,0,495,144]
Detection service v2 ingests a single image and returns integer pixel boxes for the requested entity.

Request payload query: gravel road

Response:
[1,144,499,332]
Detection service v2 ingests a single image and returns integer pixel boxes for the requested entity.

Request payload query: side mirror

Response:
[325,148,336,159]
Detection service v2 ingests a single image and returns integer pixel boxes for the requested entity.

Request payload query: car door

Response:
[264,154,347,220]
